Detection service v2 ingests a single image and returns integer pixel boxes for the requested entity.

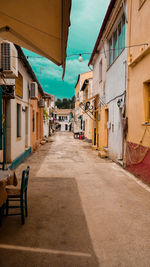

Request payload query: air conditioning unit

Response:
[0,41,18,78]
[38,99,45,108]
[30,82,38,99]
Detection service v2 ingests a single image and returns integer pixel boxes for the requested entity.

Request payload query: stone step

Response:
[98,150,108,158]
[92,145,98,151]
[104,147,108,152]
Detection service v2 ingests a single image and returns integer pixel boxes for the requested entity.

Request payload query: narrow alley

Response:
[0,132,150,267]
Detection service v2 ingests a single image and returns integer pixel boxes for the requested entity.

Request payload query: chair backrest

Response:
[21,166,30,194]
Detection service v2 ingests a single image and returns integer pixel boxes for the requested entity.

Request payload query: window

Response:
[36,112,38,140]
[32,110,35,132]
[118,23,122,54]
[109,38,113,65]
[99,60,102,82]
[122,16,125,49]
[113,30,118,60]
[83,121,85,131]
[109,15,126,66]
[17,103,21,137]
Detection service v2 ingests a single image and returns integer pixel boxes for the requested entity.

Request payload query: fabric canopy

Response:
[0,0,71,79]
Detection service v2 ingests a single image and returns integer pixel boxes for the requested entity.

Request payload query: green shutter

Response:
[17,104,20,137]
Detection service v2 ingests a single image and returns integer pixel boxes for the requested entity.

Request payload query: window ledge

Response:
[16,137,21,141]
[107,48,125,72]
[129,46,150,68]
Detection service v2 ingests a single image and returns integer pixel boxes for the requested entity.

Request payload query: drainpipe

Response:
[123,0,132,166]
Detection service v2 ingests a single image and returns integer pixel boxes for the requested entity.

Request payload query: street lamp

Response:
[78,54,83,62]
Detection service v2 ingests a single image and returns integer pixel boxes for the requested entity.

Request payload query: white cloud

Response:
[28,56,90,85]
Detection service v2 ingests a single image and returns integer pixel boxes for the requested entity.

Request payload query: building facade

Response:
[89,0,128,161]
[126,0,150,181]
[80,76,93,142]
[55,109,72,131]
[74,71,93,134]
[0,41,45,169]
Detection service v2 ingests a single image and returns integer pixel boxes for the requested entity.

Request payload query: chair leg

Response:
[6,199,9,216]
[25,191,28,217]
[21,197,25,225]
[0,204,6,226]
[0,207,3,226]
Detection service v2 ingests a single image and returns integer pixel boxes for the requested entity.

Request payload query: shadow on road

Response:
[0,177,99,267]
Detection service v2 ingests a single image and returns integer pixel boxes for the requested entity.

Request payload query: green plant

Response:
[43,108,49,120]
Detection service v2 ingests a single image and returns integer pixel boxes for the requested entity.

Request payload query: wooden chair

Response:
[0,203,6,226]
[6,166,30,225]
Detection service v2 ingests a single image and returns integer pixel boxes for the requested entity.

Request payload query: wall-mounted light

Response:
[117,98,123,108]
[22,106,26,112]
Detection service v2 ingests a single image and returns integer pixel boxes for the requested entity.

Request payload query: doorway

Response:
[25,107,28,148]
[105,108,109,147]
[94,128,96,146]
[36,112,38,140]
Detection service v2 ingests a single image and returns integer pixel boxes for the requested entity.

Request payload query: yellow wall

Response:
[98,107,108,150]
[75,71,93,132]
[127,0,150,148]
[83,79,93,141]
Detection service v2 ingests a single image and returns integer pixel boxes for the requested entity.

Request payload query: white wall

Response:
[56,114,71,131]
[7,59,31,162]
[83,79,93,141]
[43,100,49,138]
[92,49,107,103]
[106,50,127,160]
[92,2,128,161]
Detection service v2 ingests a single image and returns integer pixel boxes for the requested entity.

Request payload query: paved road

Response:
[0,132,150,267]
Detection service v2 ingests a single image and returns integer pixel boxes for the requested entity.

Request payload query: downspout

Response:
[122,60,127,162]
[124,0,132,166]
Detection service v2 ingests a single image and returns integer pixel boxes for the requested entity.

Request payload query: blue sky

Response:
[23,0,110,99]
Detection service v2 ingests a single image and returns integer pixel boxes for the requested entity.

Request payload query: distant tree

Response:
[55,96,75,109]
[55,98,62,108]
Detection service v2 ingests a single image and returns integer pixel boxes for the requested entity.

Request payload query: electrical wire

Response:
[0,43,148,60]
[67,43,148,58]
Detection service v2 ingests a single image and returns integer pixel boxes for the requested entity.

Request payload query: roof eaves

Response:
[75,74,80,88]
[88,0,117,66]
[44,92,51,99]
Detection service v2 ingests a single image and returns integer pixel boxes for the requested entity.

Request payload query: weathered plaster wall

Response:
[7,59,31,162]
[127,0,150,148]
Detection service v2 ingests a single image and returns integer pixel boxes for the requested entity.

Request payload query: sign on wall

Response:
[16,72,23,98]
